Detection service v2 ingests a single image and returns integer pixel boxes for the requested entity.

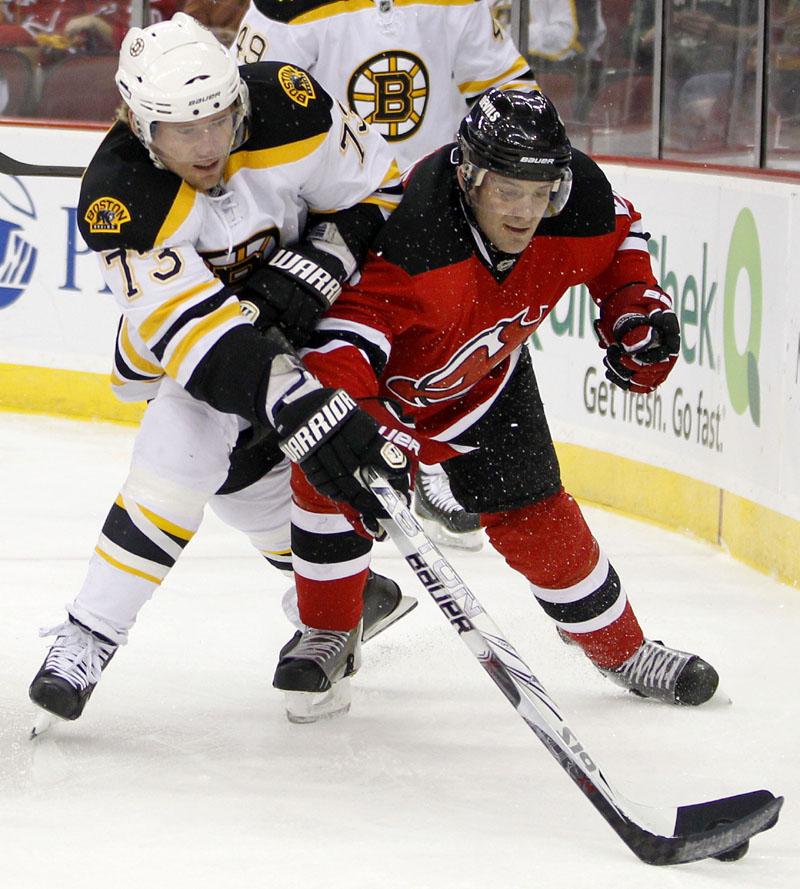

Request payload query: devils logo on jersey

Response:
[347,51,429,142]
[387,309,543,407]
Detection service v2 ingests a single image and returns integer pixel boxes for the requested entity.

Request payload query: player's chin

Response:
[188,158,226,189]
[498,223,536,252]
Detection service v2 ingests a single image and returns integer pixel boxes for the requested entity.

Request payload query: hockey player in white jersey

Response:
[28,12,415,731]
[234,0,536,170]
[234,0,537,549]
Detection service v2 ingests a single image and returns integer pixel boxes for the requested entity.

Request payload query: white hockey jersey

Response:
[78,62,401,420]
[234,0,534,169]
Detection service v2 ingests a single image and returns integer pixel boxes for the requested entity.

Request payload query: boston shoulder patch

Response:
[278,65,317,107]
[83,197,132,236]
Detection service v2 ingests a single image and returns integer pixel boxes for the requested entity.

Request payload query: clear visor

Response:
[149,99,247,166]
[465,164,572,218]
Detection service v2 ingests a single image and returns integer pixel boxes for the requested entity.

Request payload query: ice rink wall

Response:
[1,127,799,587]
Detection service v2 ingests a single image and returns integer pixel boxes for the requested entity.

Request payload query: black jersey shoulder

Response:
[238,62,334,151]
[535,149,615,239]
[373,145,474,276]
[250,0,338,23]
[250,0,478,25]
[78,121,185,252]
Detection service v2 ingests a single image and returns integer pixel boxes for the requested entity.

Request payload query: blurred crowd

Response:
[1,1,797,168]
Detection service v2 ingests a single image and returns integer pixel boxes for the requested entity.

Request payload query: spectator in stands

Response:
[770,0,800,122]
[0,1,122,62]
[0,1,179,65]
[631,0,759,150]
[492,0,607,119]
[183,0,247,45]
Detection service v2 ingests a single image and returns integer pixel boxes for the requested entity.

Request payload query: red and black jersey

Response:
[302,143,658,447]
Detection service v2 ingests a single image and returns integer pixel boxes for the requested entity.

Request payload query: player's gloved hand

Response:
[274,386,410,539]
[594,284,680,393]
[239,246,346,348]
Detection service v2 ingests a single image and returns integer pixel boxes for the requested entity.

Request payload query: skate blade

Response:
[30,709,58,740]
[362,595,418,643]
[284,678,352,724]
[417,518,484,552]
[705,684,733,707]
[284,589,419,643]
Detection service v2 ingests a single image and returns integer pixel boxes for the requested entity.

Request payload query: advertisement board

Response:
[533,163,800,524]
[0,163,115,373]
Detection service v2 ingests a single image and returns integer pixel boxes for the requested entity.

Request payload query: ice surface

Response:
[0,413,796,888]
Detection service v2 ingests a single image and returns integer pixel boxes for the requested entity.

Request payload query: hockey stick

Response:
[363,467,783,866]
[0,149,84,178]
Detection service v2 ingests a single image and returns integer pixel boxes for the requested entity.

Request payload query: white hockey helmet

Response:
[116,12,249,164]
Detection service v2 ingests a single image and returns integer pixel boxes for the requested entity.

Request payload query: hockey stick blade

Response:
[0,150,84,178]
[362,468,783,865]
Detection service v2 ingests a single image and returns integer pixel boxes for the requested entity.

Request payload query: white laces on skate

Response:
[288,629,354,664]
[616,639,691,692]
[419,471,463,515]
[38,621,116,690]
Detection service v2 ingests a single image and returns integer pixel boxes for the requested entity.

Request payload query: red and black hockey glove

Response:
[239,246,346,348]
[274,387,410,539]
[595,284,680,393]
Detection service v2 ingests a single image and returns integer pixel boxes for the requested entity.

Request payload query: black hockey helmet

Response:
[457,88,572,215]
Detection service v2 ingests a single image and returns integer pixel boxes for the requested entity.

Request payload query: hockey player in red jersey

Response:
[269,87,720,721]
[234,0,542,551]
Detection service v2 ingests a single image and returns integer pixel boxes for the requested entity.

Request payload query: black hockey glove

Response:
[239,246,346,348]
[595,284,680,393]
[274,387,410,538]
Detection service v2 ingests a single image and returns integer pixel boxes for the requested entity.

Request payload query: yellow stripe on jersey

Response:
[154,181,197,246]
[227,132,327,174]
[95,545,163,584]
[309,159,402,214]
[138,280,221,343]
[164,302,244,379]
[362,193,401,213]
[369,158,405,211]
[136,502,196,541]
[459,57,531,95]
[119,320,163,376]
[290,0,473,25]
[381,158,403,186]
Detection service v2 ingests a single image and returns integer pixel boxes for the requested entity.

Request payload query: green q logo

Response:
[723,208,762,426]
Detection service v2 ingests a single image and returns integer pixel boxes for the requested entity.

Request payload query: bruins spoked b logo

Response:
[348,51,429,142]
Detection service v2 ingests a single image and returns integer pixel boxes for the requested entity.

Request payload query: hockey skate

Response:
[599,638,719,706]
[273,621,363,723]
[281,570,417,642]
[361,571,417,641]
[414,468,483,551]
[29,617,118,726]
